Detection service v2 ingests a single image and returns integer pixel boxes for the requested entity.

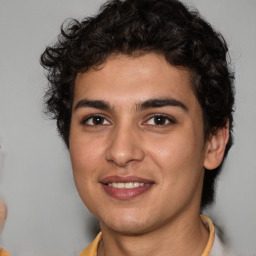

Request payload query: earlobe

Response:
[204,121,229,170]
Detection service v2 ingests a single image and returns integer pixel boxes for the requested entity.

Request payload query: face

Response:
[69,53,209,235]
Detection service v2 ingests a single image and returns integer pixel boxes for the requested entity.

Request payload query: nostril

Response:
[105,128,145,166]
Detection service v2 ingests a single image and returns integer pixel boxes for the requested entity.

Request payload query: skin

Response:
[69,53,229,256]
[0,199,7,231]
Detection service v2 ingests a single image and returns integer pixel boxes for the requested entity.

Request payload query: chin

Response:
[103,221,153,235]
[99,210,157,235]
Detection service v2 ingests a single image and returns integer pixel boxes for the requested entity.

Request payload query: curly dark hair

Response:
[40,0,235,209]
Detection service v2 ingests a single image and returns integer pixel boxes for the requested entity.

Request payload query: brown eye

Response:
[92,116,105,125]
[82,115,111,126]
[144,114,176,126]
[154,116,168,125]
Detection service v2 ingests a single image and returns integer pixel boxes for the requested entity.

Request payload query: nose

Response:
[105,124,145,167]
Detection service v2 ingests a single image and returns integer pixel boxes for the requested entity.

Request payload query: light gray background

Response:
[0,0,255,255]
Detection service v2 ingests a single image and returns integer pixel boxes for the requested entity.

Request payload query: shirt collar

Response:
[79,215,216,256]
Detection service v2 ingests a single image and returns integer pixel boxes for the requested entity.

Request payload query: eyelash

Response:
[144,114,176,126]
[80,114,176,127]
[81,114,111,126]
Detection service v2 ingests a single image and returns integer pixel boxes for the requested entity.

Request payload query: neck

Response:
[98,213,209,256]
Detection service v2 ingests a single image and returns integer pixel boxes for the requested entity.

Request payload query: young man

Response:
[40,0,235,255]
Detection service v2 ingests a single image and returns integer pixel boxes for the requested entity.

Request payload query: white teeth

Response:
[117,183,124,188]
[124,182,133,188]
[108,182,146,189]
[134,182,140,188]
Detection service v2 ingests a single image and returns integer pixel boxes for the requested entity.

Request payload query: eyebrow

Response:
[73,98,188,112]
[137,98,188,112]
[74,99,111,111]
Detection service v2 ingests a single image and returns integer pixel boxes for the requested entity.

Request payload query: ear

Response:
[204,121,229,170]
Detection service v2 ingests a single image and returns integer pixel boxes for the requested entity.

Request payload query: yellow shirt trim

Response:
[79,232,102,256]
[201,214,215,256]
[79,215,215,256]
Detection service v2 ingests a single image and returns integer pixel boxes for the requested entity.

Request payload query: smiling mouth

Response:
[100,176,154,199]
[107,182,150,189]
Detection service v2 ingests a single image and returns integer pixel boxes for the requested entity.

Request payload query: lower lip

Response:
[101,184,153,199]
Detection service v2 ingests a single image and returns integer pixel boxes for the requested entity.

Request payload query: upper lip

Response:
[100,175,154,184]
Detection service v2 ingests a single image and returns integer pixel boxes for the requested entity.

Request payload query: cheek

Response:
[69,130,104,182]
[145,128,204,184]
[146,133,194,168]
[69,136,102,208]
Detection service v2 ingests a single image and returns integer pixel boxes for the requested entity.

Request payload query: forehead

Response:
[74,53,198,110]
